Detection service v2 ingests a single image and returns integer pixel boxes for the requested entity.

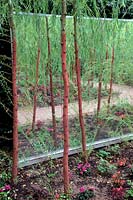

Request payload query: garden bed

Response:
[1,140,132,200]
[18,102,133,159]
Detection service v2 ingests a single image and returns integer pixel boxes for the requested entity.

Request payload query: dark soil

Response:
[9,141,133,200]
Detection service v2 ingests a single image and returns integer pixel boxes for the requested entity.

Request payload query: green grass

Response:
[14,14,133,89]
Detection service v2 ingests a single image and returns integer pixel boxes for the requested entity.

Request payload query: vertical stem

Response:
[73,0,87,163]
[88,49,92,96]
[25,65,28,86]
[107,47,114,113]
[9,1,18,181]
[97,60,103,118]
[46,16,57,146]
[105,45,109,90]
[91,48,95,88]
[88,49,93,95]
[61,0,70,194]
[32,47,40,130]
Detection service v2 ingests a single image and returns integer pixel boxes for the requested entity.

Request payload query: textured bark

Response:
[105,46,109,90]
[9,2,18,181]
[61,0,70,194]
[97,60,103,118]
[88,49,93,95]
[97,77,102,115]
[88,50,92,96]
[46,16,57,146]
[91,49,95,88]
[73,1,87,163]
[32,47,40,130]
[106,46,109,60]
[107,47,114,113]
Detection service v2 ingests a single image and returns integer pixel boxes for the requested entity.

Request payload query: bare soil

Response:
[10,141,133,200]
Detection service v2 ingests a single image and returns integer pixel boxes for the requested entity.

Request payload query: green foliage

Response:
[0,172,11,188]
[0,191,12,200]
[73,187,95,200]
[108,144,120,154]
[125,180,133,199]
[97,158,117,175]
[56,193,71,200]
[96,149,111,159]
[13,13,133,112]
[98,101,133,136]
[0,151,12,200]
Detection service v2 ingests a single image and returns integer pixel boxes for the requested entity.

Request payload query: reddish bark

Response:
[97,77,102,115]
[88,50,92,95]
[73,2,87,163]
[106,46,109,60]
[107,47,114,113]
[105,46,109,90]
[32,47,40,130]
[9,3,18,181]
[77,59,87,162]
[46,16,57,146]
[97,60,103,118]
[61,0,70,194]
[88,49,94,95]
[25,65,28,86]
[91,49,95,88]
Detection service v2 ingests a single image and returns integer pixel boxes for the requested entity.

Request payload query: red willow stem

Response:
[9,2,18,181]
[106,46,109,60]
[88,49,92,96]
[91,48,95,88]
[105,45,109,90]
[46,16,57,146]
[107,47,114,113]
[88,49,94,95]
[97,59,103,118]
[32,47,40,130]
[73,0,87,163]
[61,0,70,194]
[72,62,75,83]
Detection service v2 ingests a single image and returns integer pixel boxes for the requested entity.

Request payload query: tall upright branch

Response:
[73,0,87,163]
[46,16,57,146]
[61,0,70,194]
[97,60,103,118]
[32,47,40,130]
[107,47,114,113]
[9,0,18,181]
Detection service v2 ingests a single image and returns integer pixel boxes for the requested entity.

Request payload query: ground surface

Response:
[18,83,133,159]
[18,84,133,125]
[10,141,133,200]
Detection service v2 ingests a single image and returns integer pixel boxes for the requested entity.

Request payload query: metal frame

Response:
[13,12,133,22]
[19,133,133,168]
